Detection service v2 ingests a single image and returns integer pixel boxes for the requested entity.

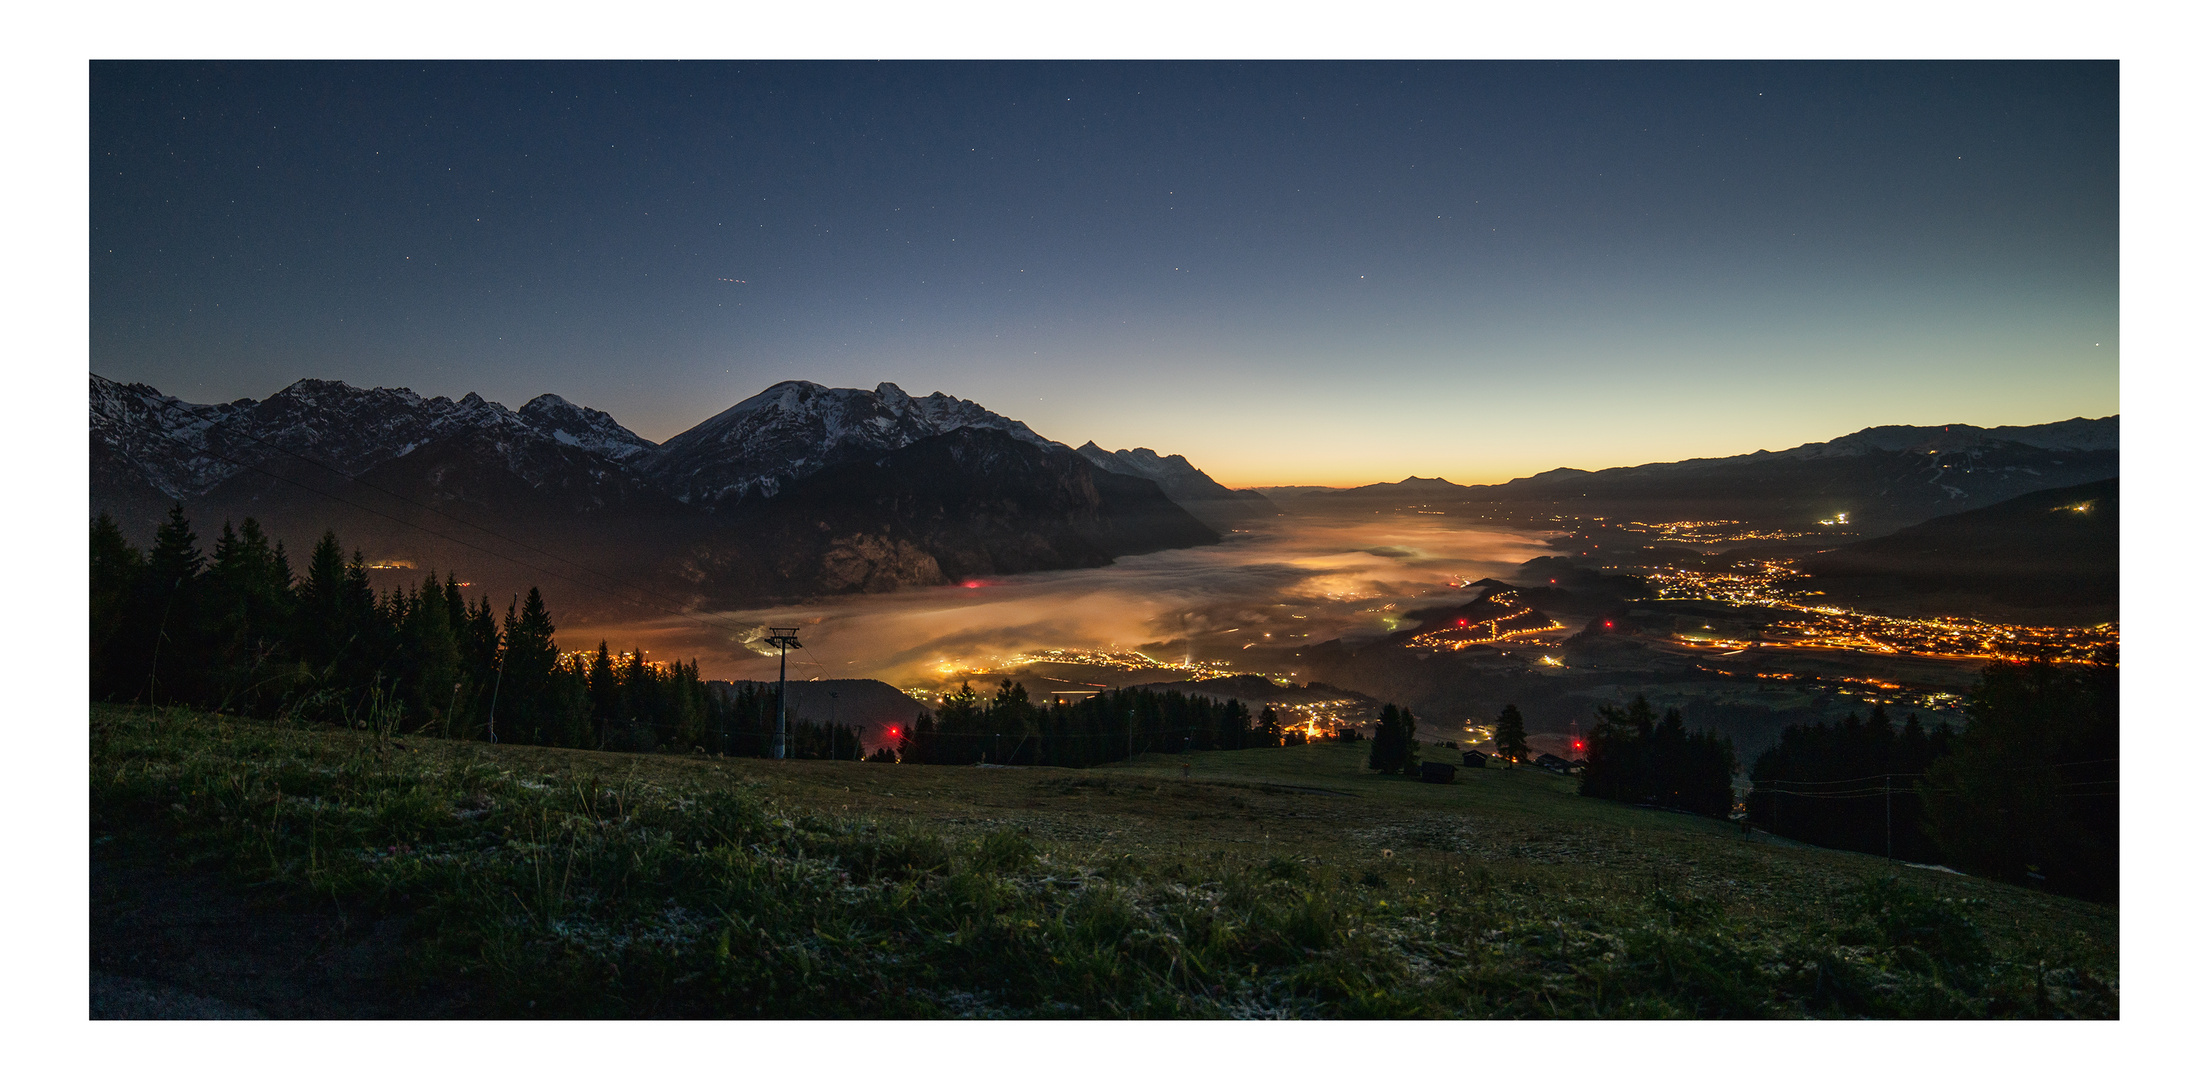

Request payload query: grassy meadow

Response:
[90,704,2117,1018]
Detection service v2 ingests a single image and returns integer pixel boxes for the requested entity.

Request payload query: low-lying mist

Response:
[559,512,1557,690]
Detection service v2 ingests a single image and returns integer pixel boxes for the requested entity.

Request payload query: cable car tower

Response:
[766,626,803,759]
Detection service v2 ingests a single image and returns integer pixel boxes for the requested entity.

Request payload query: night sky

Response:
[90,61,2117,485]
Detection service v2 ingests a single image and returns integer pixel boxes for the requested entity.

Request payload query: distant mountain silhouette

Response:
[1301,418,2117,534]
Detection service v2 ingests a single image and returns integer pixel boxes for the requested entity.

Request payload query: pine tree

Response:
[137,503,208,704]
[203,517,294,711]
[1369,704,1417,773]
[620,648,649,733]
[341,550,388,679]
[1258,705,1283,746]
[1495,704,1530,764]
[499,590,560,744]
[90,514,144,698]
[442,574,467,640]
[589,641,620,744]
[398,571,462,736]
[294,531,351,673]
[462,595,502,735]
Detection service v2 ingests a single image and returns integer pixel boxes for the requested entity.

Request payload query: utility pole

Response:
[766,627,802,760]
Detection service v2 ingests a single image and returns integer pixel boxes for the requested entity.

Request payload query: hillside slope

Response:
[1798,478,2118,623]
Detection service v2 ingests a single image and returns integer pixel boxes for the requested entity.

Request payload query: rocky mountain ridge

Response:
[645,380,1059,507]
[1072,441,1277,528]
[89,373,1222,614]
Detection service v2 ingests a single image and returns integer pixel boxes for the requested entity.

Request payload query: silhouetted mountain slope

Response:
[673,428,1218,602]
[1797,478,2117,623]
[1304,418,2116,534]
[1481,419,2116,532]
[1074,441,1277,528]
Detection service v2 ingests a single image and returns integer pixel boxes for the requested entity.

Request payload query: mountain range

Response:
[1302,416,2119,533]
[90,373,2121,618]
[89,375,1243,613]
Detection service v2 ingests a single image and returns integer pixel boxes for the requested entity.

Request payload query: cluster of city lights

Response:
[1717,668,1967,713]
[1643,563,2117,664]
[555,649,677,674]
[1622,520,1820,546]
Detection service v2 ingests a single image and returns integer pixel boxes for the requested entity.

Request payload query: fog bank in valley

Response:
[562,513,1557,690]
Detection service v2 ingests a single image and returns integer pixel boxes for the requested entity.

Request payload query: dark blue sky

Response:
[91,61,2116,484]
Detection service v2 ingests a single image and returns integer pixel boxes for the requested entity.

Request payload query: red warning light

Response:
[1457,618,1468,627]
[1604,621,1613,629]
[1572,739,1585,753]
[961,580,983,589]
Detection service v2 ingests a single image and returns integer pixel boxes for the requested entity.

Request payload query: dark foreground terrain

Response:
[90,706,2116,1018]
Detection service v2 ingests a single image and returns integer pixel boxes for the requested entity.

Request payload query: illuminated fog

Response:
[561,512,1557,688]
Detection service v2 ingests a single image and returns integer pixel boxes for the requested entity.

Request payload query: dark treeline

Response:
[1746,703,1953,863]
[90,508,868,757]
[1365,704,1421,775]
[1746,656,2116,901]
[1922,657,2117,900]
[701,680,868,761]
[898,681,1357,767]
[1579,696,1738,818]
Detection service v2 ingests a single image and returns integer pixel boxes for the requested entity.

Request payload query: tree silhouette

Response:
[1495,704,1530,763]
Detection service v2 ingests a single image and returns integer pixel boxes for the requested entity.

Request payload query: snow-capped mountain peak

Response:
[645,380,1057,505]
[518,393,657,462]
